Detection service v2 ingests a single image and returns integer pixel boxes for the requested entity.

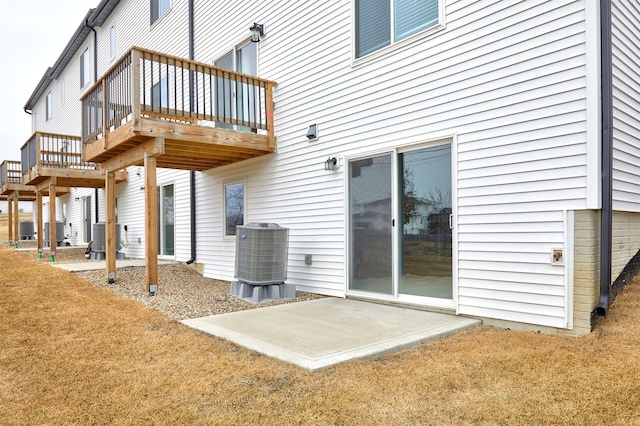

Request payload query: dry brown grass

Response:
[1,213,640,425]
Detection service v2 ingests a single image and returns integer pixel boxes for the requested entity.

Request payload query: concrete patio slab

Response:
[182,298,481,371]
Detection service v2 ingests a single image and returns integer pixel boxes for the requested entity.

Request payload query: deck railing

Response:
[81,47,276,144]
[0,161,22,186]
[20,132,98,174]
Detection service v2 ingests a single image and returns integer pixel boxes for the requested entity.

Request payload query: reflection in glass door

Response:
[399,145,452,299]
[348,155,393,294]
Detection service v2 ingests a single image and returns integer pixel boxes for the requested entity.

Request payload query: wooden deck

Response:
[20,132,126,191]
[1,160,36,198]
[18,132,126,255]
[81,47,276,172]
[80,47,277,291]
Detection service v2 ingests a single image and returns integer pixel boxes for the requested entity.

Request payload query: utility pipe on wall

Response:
[596,0,613,318]
[186,0,197,265]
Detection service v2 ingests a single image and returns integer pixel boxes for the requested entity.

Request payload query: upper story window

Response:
[46,92,52,121]
[60,80,65,105]
[110,26,116,59]
[150,0,170,25]
[355,0,440,58]
[80,48,90,87]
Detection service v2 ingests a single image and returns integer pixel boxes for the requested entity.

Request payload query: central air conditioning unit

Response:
[90,222,124,260]
[44,222,65,246]
[235,222,289,284]
[231,222,295,303]
[19,221,34,240]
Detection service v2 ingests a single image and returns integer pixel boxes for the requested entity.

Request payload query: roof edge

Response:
[23,0,121,111]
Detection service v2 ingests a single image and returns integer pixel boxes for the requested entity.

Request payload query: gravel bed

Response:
[23,245,324,321]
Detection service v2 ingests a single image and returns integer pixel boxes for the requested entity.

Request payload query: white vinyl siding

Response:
[611,0,640,212]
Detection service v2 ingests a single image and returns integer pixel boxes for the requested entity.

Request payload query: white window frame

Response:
[352,0,445,63]
[109,25,116,59]
[80,48,90,88]
[150,0,171,26]
[60,80,65,105]
[224,180,246,238]
[46,92,52,121]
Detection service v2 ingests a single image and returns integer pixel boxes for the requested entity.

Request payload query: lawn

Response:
[1,213,639,425]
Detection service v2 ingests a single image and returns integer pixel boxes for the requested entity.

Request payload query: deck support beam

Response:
[36,192,43,258]
[7,194,13,245]
[105,171,117,283]
[49,184,57,262]
[13,192,19,248]
[144,152,158,295]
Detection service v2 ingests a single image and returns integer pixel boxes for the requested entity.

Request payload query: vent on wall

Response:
[235,223,289,285]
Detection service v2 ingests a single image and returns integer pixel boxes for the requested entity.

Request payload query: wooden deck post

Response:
[131,49,141,131]
[36,191,43,258]
[13,192,19,248]
[105,171,117,283]
[7,194,13,245]
[266,82,276,151]
[144,153,158,295]
[49,184,56,262]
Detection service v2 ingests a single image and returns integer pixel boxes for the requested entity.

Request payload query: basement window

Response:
[224,182,245,236]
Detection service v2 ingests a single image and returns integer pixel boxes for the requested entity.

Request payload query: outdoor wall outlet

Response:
[138,237,142,244]
[551,248,564,265]
[305,254,312,265]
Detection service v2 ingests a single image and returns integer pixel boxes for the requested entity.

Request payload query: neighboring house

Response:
[13,0,640,336]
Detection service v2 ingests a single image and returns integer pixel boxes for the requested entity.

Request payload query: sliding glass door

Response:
[348,143,453,301]
[348,154,393,294]
[398,144,452,299]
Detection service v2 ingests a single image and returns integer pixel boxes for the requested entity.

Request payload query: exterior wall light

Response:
[325,157,338,171]
[250,23,264,42]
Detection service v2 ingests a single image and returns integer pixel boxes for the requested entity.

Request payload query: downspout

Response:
[186,0,197,265]
[596,0,613,317]
[86,20,101,225]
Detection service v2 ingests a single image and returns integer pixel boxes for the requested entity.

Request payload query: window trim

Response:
[60,80,65,105]
[223,180,246,238]
[352,0,445,65]
[109,25,116,59]
[46,92,52,121]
